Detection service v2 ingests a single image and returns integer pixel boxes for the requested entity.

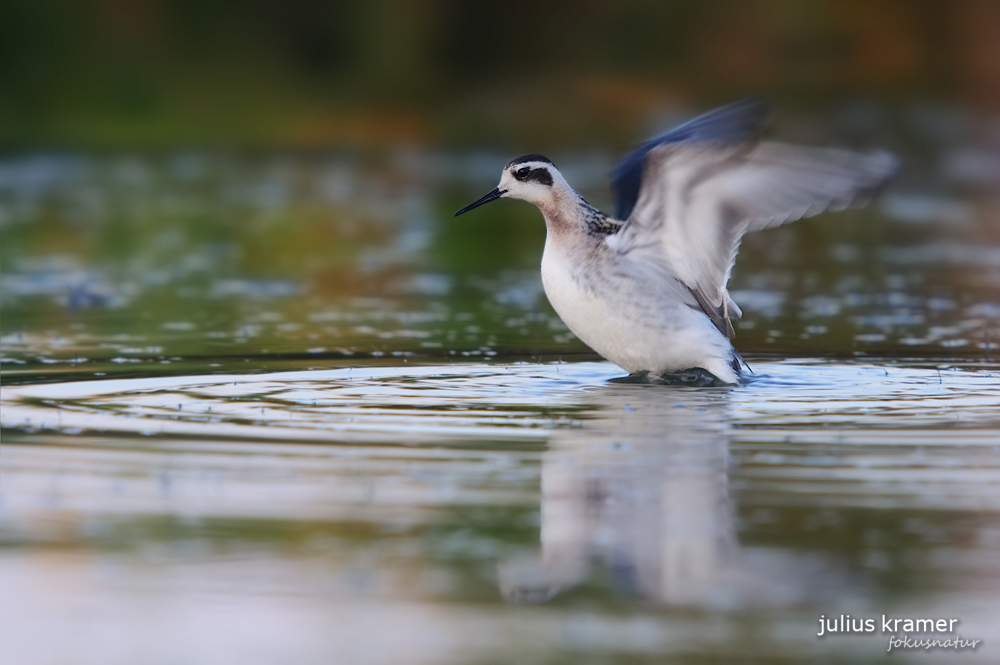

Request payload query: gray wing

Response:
[611,140,898,337]
[611,99,769,221]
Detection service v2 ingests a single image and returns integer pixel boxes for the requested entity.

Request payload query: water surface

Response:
[3,359,1000,664]
[2,138,1000,663]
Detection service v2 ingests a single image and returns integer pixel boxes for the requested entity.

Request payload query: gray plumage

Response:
[456,101,898,384]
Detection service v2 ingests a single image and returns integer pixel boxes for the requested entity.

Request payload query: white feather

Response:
[615,142,898,334]
[458,116,898,384]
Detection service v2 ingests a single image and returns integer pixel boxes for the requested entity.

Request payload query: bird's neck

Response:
[538,188,622,238]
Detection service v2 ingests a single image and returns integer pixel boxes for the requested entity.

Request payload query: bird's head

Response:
[455,155,566,216]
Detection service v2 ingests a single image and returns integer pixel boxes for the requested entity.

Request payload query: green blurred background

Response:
[3,0,999,150]
[2,0,999,381]
[4,7,999,662]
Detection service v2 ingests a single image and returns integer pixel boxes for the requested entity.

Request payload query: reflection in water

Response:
[502,386,733,606]
[3,360,1000,663]
[502,384,835,608]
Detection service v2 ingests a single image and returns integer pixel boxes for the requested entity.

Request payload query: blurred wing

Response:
[613,141,898,337]
[611,99,769,221]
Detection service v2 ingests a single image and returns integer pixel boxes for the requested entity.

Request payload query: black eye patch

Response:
[513,166,554,186]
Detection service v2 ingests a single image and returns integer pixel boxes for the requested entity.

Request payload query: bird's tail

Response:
[732,349,752,374]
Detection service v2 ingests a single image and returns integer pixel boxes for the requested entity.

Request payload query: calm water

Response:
[2,120,1000,664]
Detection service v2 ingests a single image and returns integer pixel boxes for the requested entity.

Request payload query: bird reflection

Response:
[500,383,829,608]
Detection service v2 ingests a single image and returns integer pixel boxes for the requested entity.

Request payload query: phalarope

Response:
[455,100,897,385]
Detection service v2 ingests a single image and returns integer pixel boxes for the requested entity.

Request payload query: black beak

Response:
[454,187,506,217]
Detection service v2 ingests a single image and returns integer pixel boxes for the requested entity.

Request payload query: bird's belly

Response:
[540,250,735,379]
[542,271,627,361]
[540,253,656,372]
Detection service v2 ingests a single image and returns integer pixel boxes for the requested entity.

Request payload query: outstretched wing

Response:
[612,140,898,338]
[611,99,769,221]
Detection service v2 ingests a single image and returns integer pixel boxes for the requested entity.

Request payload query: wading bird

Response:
[455,100,896,385]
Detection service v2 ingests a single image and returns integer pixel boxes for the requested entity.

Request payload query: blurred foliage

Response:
[2,1,998,382]
[2,149,995,384]
[2,0,1000,148]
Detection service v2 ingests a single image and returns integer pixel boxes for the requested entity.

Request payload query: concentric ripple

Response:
[3,360,998,445]
[4,359,1000,664]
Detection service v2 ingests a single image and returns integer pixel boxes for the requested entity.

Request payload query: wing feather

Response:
[613,140,898,338]
[611,99,769,220]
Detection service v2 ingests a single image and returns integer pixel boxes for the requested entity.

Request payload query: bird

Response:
[454,99,897,385]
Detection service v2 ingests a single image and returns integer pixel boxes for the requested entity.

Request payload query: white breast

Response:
[539,237,739,382]
[540,245,616,354]
[541,239,654,372]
